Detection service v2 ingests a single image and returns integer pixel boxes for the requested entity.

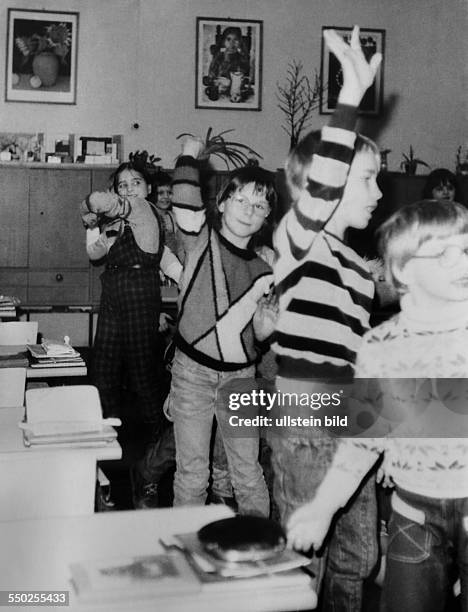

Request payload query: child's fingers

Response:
[323,29,347,62]
[350,25,360,50]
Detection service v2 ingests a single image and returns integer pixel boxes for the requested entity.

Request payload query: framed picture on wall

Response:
[5,9,79,104]
[196,17,263,111]
[320,26,385,116]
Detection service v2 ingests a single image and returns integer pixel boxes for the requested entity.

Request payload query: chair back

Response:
[0,321,38,345]
[0,368,26,407]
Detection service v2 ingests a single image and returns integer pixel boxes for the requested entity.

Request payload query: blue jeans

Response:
[270,433,378,611]
[170,349,269,517]
[382,488,468,612]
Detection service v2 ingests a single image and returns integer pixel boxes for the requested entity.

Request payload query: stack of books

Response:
[0,295,19,318]
[27,338,85,369]
[20,385,121,448]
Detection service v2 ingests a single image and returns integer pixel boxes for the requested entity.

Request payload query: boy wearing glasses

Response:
[287,199,468,611]
[167,141,278,516]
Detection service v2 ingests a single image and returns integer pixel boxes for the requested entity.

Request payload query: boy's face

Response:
[331,149,382,235]
[218,182,270,248]
[116,169,149,200]
[396,233,468,307]
[156,185,172,210]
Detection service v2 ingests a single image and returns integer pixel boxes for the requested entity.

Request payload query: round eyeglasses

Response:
[231,195,270,217]
[411,245,468,269]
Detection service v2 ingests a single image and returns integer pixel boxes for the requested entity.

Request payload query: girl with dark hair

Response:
[422,168,462,203]
[80,158,181,506]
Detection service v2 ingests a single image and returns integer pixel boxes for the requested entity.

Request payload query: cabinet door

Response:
[0,167,29,266]
[29,169,91,268]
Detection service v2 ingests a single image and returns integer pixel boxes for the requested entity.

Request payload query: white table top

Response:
[0,506,317,611]
[0,406,121,461]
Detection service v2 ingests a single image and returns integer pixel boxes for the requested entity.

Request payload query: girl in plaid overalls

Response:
[81,160,181,440]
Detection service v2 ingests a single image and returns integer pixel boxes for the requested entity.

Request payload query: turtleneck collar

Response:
[399,293,468,332]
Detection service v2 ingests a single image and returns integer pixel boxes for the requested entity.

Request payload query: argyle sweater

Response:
[171,156,273,370]
[319,298,468,503]
[273,104,375,380]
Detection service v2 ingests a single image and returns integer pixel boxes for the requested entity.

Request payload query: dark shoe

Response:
[130,467,159,509]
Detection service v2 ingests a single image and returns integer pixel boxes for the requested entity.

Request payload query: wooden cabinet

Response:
[3,164,466,306]
[0,163,116,306]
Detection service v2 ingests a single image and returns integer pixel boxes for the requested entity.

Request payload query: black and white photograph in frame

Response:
[196,17,263,111]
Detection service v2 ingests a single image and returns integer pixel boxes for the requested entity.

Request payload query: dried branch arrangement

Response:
[276,60,323,151]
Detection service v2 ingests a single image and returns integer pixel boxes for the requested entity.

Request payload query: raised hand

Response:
[324,25,382,107]
[253,290,279,342]
[180,135,206,160]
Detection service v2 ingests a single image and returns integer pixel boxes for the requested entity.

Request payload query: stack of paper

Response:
[20,385,120,448]
[27,339,85,368]
[0,295,19,318]
[172,533,313,583]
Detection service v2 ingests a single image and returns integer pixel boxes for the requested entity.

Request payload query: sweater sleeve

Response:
[275,104,358,263]
[171,155,208,252]
[160,246,183,283]
[86,228,109,261]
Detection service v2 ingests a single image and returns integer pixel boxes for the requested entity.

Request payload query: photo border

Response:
[195,17,263,111]
[5,8,79,105]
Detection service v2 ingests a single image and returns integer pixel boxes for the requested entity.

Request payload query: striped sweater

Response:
[273,104,375,380]
[171,156,273,371]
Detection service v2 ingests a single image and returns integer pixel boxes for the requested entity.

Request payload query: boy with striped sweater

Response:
[271,27,383,610]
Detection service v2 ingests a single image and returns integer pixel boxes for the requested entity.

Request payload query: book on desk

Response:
[70,551,200,604]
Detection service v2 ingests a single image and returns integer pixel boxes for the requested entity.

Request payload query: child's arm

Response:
[287,442,379,551]
[276,26,382,261]
[171,137,209,253]
[287,327,385,552]
[160,245,183,284]
[86,227,109,261]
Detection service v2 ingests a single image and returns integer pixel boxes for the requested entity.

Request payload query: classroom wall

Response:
[0,0,465,172]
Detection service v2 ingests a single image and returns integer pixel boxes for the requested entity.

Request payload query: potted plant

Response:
[400,146,429,175]
[176,127,262,169]
[15,23,71,88]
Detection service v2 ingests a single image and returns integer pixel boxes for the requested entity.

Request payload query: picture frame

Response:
[320,27,385,116]
[5,9,79,104]
[196,17,263,111]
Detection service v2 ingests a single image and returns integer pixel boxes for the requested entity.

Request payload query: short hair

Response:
[154,172,172,188]
[210,165,277,248]
[377,199,468,292]
[422,168,461,202]
[285,131,380,201]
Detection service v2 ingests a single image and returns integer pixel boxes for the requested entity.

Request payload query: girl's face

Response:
[224,32,240,52]
[432,181,455,202]
[116,169,149,200]
[156,185,173,210]
[218,182,270,249]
